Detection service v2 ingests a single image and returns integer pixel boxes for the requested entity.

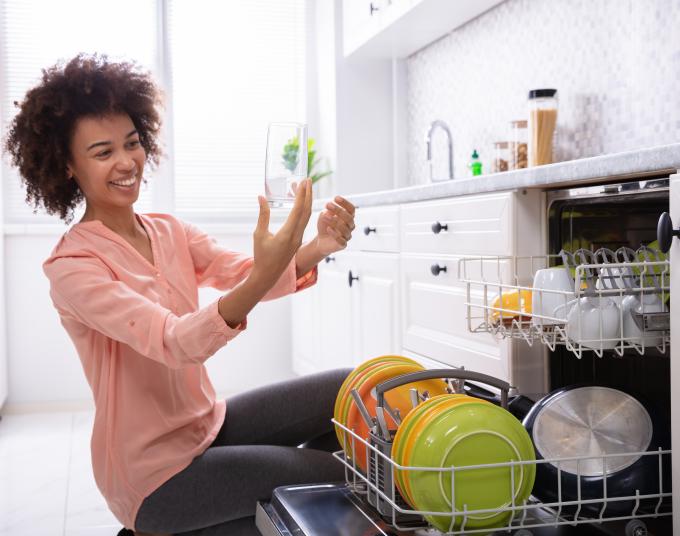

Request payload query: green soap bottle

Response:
[469,149,483,176]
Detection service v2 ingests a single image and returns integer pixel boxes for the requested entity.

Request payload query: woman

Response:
[3,53,355,536]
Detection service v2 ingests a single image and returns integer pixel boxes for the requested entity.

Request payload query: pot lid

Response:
[532,386,653,476]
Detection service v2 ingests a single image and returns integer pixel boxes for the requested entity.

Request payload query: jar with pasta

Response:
[509,120,528,170]
[528,88,558,166]
[492,142,510,173]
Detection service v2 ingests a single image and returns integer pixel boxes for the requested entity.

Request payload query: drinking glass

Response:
[264,122,308,207]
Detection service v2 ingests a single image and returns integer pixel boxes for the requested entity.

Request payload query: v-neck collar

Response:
[73,213,158,272]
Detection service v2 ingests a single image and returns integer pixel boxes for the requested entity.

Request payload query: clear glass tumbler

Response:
[264,122,308,207]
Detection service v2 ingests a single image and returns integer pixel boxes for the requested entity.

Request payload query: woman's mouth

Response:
[109,177,137,190]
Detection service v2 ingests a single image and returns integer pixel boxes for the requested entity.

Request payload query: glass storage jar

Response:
[492,142,510,173]
[528,88,558,167]
[509,120,528,170]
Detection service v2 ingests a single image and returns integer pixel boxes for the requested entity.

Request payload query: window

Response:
[169,0,306,220]
[0,0,157,224]
[0,0,307,225]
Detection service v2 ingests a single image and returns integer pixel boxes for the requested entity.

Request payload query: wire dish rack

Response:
[332,369,672,535]
[457,248,670,358]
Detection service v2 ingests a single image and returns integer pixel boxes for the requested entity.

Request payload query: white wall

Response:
[2,227,296,414]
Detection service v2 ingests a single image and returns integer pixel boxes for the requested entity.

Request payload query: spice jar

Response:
[492,142,510,173]
[509,120,528,170]
[528,88,558,166]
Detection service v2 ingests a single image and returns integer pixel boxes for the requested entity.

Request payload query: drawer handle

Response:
[430,264,447,276]
[348,270,360,287]
[324,256,336,263]
[658,212,680,253]
[431,221,448,234]
[363,226,377,235]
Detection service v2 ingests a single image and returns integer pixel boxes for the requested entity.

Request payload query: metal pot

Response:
[522,384,670,516]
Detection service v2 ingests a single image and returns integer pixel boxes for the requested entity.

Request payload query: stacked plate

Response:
[392,394,536,533]
[333,355,448,472]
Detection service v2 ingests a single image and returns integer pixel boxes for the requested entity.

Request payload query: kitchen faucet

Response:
[426,119,453,181]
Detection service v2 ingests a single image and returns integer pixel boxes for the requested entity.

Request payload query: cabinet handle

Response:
[363,226,377,236]
[324,256,336,263]
[657,212,680,253]
[348,270,360,287]
[369,2,380,15]
[430,264,447,276]
[431,221,448,234]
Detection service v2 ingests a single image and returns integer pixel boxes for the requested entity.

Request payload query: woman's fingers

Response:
[326,226,348,248]
[325,198,355,230]
[255,195,270,235]
[329,215,352,240]
[278,178,312,247]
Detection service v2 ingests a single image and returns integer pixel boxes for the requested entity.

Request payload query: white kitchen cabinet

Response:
[353,252,401,361]
[317,252,358,370]
[343,0,506,60]
[291,281,320,376]
[306,250,400,371]
[400,192,515,256]
[399,190,545,393]
[348,205,400,253]
[400,253,509,380]
[668,173,680,533]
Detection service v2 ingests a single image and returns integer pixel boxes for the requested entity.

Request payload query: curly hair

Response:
[3,53,164,224]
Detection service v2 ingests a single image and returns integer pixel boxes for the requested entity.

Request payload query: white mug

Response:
[553,296,621,350]
[531,267,576,326]
[621,293,666,348]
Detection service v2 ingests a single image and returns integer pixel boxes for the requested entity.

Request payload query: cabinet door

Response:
[343,0,383,56]
[292,283,319,376]
[401,192,515,256]
[317,253,358,370]
[354,253,400,363]
[400,253,511,381]
[669,173,680,533]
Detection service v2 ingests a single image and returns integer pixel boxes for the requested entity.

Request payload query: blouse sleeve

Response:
[181,220,318,299]
[43,254,245,370]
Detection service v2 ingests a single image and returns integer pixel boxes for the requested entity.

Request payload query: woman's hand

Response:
[315,196,356,256]
[251,178,312,288]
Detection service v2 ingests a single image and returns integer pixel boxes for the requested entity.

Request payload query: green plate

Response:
[409,402,536,532]
[399,396,490,507]
[392,394,464,504]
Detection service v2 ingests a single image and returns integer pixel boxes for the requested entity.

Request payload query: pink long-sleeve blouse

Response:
[42,212,317,529]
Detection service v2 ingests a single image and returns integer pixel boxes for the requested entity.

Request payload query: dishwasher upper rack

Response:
[332,369,672,535]
[457,251,670,358]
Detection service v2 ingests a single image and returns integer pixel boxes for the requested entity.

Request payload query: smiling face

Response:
[67,113,146,214]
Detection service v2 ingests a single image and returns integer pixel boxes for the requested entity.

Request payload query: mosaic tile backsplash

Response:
[407,0,680,184]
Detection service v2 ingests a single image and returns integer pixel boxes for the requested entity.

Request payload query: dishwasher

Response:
[257,175,673,536]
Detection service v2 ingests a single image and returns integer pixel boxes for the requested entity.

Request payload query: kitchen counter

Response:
[317,142,680,209]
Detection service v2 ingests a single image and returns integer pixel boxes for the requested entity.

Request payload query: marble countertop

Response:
[315,143,680,209]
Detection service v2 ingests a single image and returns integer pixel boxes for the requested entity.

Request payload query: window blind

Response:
[0,0,158,225]
[168,0,306,221]
[0,0,306,225]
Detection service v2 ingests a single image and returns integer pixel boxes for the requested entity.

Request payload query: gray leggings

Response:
[134,368,352,535]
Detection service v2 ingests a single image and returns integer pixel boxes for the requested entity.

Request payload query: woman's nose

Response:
[115,153,136,172]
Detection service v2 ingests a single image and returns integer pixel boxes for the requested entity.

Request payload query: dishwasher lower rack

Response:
[331,419,672,535]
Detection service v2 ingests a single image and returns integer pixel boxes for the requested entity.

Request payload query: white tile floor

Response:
[0,410,121,536]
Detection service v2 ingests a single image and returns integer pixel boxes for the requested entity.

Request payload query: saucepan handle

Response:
[375,368,510,410]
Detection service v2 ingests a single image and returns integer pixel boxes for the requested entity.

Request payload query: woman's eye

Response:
[97,150,110,158]
[128,140,140,148]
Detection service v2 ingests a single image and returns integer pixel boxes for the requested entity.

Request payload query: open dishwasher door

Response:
[255,483,413,536]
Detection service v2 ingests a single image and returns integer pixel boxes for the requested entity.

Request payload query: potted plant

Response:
[282,137,333,184]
